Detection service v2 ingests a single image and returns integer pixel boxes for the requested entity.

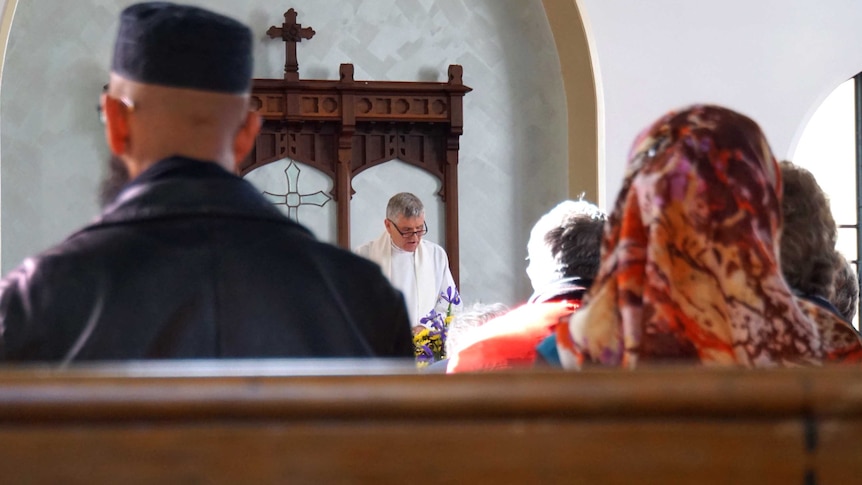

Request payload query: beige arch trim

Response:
[0,0,14,61]
[541,0,599,204]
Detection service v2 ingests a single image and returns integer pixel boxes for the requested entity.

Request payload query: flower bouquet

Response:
[413,286,461,368]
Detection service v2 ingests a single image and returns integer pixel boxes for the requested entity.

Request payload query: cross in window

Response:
[262,162,331,223]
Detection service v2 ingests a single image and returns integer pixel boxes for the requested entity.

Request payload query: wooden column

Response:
[336,64,356,249]
[445,65,465,286]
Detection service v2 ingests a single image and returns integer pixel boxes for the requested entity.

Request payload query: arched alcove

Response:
[787,73,861,327]
[542,0,599,203]
[0,0,586,305]
[350,160,445,250]
[791,77,857,263]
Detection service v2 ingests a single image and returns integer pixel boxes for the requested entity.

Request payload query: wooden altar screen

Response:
[238,9,472,284]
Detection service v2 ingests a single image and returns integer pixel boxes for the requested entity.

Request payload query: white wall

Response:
[577,0,862,208]
[0,0,18,272]
[0,0,569,306]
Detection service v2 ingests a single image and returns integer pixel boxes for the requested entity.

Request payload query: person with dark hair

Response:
[779,160,844,316]
[526,199,605,304]
[356,192,459,328]
[0,2,412,362]
[447,199,605,372]
[832,254,859,323]
[555,105,862,369]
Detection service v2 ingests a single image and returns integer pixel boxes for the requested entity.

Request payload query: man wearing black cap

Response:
[0,2,413,362]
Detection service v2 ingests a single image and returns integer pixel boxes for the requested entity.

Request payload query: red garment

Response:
[447,301,580,372]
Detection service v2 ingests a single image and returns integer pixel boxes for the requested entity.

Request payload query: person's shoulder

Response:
[0,234,102,302]
[307,241,401,303]
[420,239,447,254]
[354,231,388,252]
[353,234,391,266]
[354,239,373,255]
[420,240,451,269]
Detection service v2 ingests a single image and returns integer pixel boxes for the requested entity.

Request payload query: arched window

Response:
[792,73,861,327]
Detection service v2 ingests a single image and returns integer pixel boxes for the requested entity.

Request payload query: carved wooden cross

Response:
[266,8,315,82]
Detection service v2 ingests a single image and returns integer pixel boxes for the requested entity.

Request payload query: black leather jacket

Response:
[0,157,413,362]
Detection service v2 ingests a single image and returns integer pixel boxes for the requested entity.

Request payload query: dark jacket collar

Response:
[129,155,236,185]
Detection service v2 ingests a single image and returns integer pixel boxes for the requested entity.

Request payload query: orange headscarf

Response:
[558,105,862,369]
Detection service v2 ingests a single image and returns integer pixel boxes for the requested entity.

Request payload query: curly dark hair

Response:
[779,161,838,298]
[545,207,605,280]
[832,254,859,322]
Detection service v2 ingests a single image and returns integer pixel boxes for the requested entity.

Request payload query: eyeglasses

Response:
[387,219,428,238]
[97,84,108,125]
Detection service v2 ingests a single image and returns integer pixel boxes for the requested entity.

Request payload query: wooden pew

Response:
[0,361,859,484]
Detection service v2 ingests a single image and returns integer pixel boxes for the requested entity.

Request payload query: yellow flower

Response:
[412,328,430,340]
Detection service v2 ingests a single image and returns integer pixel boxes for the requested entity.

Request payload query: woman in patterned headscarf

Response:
[556,105,862,369]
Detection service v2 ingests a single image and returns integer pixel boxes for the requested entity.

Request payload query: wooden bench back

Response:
[0,361,859,484]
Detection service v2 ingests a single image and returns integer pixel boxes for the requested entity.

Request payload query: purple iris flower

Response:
[441,286,461,305]
[420,310,440,325]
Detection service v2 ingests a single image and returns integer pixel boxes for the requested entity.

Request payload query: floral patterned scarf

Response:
[557,105,862,369]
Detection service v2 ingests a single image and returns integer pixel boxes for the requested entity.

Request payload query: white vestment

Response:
[355,231,457,327]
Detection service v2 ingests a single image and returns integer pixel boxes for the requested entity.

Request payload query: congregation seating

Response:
[0,361,860,484]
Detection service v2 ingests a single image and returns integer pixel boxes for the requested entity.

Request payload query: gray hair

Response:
[526,197,606,291]
[386,192,425,220]
[445,302,510,357]
[832,254,859,322]
[779,161,838,299]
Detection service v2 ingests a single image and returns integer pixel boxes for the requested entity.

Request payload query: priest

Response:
[356,193,459,328]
